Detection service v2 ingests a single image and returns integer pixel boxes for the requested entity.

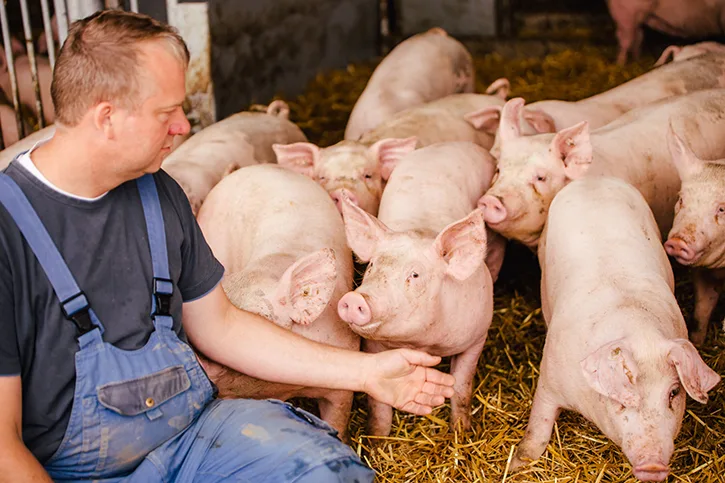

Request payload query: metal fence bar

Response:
[19,0,46,129]
[40,0,57,68]
[0,0,25,141]
[129,0,139,13]
[53,0,70,47]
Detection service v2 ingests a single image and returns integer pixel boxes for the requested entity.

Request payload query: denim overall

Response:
[0,171,375,483]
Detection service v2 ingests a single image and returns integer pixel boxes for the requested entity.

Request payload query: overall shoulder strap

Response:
[0,173,101,335]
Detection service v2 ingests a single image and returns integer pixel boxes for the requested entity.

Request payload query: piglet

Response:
[664,129,725,345]
[344,27,475,140]
[0,52,54,125]
[480,89,725,250]
[195,163,360,440]
[162,100,307,215]
[336,142,499,436]
[512,175,720,482]
[274,85,508,215]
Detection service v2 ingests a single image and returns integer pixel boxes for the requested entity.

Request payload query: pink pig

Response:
[273,86,509,215]
[344,27,475,140]
[479,89,725,250]
[606,0,725,65]
[512,175,720,481]
[664,130,725,345]
[478,53,725,158]
[162,100,307,215]
[195,163,360,440]
[336,142,499,436]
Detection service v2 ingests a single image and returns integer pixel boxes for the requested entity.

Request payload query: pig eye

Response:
[718,205,725,215]
[318,176,326,181]
[364,173,373,180]
[406,271,420,282]
[535,174,547,183]
[669,385,681,403]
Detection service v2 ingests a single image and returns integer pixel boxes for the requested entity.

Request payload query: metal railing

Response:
[0,0,139,149]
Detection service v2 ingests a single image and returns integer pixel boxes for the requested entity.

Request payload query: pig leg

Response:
[449,339,486,432]
[692,269,719,346]
[363,340,395,436]
[317,390,353,443]
[608,1,646,65]
[510,383,561,471]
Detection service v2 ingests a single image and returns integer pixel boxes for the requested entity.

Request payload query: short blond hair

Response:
[51,9,189,126]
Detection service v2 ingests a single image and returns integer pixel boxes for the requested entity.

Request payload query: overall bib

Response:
[0,171,376,483]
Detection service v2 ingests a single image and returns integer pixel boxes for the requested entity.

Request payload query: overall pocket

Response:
[94,365,194,475]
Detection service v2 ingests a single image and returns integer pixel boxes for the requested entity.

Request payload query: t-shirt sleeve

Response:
[0,234,21,376]
[155,171,225,302]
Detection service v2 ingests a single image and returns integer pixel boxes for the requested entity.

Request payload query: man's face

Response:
[112,40,190,177]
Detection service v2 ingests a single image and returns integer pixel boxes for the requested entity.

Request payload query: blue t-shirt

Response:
[0,160,224,463]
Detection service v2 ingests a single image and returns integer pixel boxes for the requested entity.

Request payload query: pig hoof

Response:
[509,452,534,473]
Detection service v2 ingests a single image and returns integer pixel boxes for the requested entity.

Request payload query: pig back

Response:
[359,94,506,149]
[583,52,725,115]
[540,176,674,324]
[590,88,725,239]
[377,142,496,233]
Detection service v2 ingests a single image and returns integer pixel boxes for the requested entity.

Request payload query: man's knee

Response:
[293,457,376,483]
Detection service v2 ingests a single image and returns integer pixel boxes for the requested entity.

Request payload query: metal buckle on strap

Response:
[152,277,173,317]
[60,292,97,335]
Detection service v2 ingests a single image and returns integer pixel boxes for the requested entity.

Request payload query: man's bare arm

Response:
[183,285,455,415]
[0,375,53,482]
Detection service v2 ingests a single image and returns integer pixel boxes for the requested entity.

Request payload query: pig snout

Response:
[478,194,507,224]
[632,462,669,482]
[338,291,372,326]
[664,237,698,265]
[330,188,358,213]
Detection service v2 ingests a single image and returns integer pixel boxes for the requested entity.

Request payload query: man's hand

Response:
[362,349,455,415]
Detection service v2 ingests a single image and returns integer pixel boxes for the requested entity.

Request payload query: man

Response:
[0,10,455,482]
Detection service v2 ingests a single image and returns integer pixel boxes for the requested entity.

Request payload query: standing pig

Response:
[664,130,725,345]
[195,164,360,440]
[606,0,725,65]
[336,142,497,436]
[274,85,509,215]
[479,89,725,250]
[655,41,725,66]
[480,52,725,158]
[344,27,475,140]
[162,100,307,215]
[512,176,720,481]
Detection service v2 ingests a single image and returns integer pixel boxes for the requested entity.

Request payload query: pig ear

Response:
[370,136,418,181]
[276,248,337,325]
[273,142,320,178]
[668,338,721,404]
[667,123,704,180]
[266,100,290,119]
[655,45,681,67]
[499,97,524,142]
[339,190,391,262]
[522,109,556,134]
[464,106,501,135]
[551,121,592,180]
[581,340,641,408]
[484,78,510,99]
[433,209,488,281]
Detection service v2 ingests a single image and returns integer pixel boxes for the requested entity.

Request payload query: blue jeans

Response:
[122,398,376,482]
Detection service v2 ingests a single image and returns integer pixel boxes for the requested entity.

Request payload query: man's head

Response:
[51,10,191,177]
